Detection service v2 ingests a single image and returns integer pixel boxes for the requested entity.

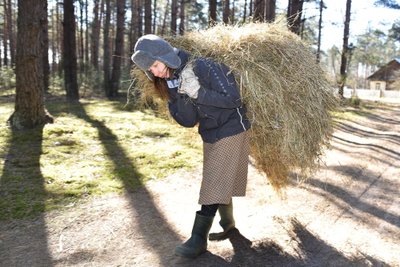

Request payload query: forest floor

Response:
[1,100,400,267]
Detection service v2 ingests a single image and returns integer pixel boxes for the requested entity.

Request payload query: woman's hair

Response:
[152,66,174,101]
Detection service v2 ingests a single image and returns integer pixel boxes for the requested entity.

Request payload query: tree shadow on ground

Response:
[0,126,53,266]
[333,135,400,160]
[328,142,400,168]
[335,121,400,146]
[306,176,400,229]
[67,102,182,265]
[174,218,388,267]
[345,105,400,126]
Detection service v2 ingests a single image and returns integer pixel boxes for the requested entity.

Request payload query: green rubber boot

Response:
[209,201,236,241]
[175,212,214,258]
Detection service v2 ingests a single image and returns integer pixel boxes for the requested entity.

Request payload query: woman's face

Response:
[148,60,169,78]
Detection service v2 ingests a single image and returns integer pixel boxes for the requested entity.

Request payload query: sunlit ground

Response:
[0,93,202,220]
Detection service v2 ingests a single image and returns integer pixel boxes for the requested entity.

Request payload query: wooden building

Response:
[367,58,400,91]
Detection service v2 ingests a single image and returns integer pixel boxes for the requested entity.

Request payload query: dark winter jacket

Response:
[167,50,251,144]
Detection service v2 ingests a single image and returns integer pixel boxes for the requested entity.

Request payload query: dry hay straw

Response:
[131,23,338,192]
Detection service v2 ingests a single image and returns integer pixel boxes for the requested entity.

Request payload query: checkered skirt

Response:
[199,130,250,205]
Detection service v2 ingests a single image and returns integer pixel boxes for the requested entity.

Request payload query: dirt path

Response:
[1,103,399,267]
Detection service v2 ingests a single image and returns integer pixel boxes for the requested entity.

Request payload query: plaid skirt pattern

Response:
[199,130,250,205]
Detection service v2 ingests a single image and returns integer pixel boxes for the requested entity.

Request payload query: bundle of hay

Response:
[131,23,338,191]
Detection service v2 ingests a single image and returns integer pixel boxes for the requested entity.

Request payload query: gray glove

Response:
[178,63,200,99]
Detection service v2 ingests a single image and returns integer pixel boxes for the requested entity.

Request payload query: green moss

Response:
[0,97,202,220]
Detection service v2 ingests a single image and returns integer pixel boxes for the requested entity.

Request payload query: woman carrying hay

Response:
[131,34,251,258]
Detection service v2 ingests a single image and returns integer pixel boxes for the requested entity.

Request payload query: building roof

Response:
[367,58,400,81]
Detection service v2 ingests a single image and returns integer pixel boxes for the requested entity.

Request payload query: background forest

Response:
[0,0,399,128]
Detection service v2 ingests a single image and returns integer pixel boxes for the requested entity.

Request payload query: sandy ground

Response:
[1,103,399,267]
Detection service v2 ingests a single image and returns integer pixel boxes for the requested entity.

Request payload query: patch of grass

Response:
[331,99,387,122]
[0,96,202,220]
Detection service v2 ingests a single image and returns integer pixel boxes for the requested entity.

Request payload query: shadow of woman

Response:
[225,219,390,267]
[0,126,53,266]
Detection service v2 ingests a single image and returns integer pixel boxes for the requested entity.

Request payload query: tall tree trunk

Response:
[316,0,324,63]
[144,0,152,34]
[91,0,101,69]
[3,0,9,66]
[131,0,142,48]
[209,0,217,26]
[161,0,169,35]
[41,1,49,92]
[56,2,63,77]
[56,4,64,78]
[103,0,112,95]
[78,0,85,72]
[152,0,157,33]
[179,0,185,34]
[242,0,247,23]
[231,0,235,23]
[63,0,79,101]
[85,0,89,67]
[265,0,276,22]
[50,8,57,73]
[287,0,304,35]
[223,0,230,24]
[6,0,15,66]
[339,0,352,98]
[9,0,53,129]
[109,0,125,98]
[130,0,135,50]
[0,29,2,68]
[253,0,264,22]
[137,0,143,37]
[171,0,177,34]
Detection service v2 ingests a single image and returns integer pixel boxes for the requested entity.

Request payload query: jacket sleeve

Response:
[168,88,199,128]
[194,59,242,109]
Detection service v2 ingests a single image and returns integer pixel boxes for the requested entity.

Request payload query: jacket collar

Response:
[172,49,191,78]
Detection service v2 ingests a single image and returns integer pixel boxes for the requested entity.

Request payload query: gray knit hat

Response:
[131,34,181,73]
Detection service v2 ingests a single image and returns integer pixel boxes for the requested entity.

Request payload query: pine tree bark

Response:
[161,0,170,35]
[103,0,112,95]
[242,0,248,23]
[41,1,49,92]
[3,0,9,66]
[152,0,157,33]
[63,0,79,101]
[85,0,89,66]
[287,0,304,35]
[9,0,53,129]
[91,0,101,69]
[137,0,143,37]
[231,0,235,22]
[0,33,2,68]
[223,0,230,24]
[6,0,15,66]
[209,0,217,26]
[316,0,324,63]
[253,0,264,22]
[130,0,142,48]
[265,0,276,22]
[144,0,152,34]
[339,0,352,98]
[109,0,126,98]
[78,0,85,72]
[50,8,57,73]
[179,0,185,34]
[171,0,177,34]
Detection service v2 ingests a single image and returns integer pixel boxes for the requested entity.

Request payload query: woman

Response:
[131,34,251,258]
